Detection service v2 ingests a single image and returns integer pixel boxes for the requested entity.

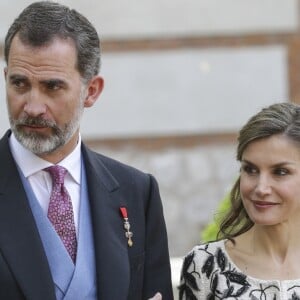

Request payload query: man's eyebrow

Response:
[8,74,27,81]
[40,78,67,86]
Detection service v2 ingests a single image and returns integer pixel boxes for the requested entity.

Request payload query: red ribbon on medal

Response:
[120,207,133,247]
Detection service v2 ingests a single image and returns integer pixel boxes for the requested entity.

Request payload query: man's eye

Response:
[274,168,289,176]
[12,80,25,88]
[47,82,61,90]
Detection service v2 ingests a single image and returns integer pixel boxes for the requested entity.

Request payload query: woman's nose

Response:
[254,175,272,196]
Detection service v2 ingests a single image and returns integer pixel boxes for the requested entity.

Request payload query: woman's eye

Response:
[241,165,258,175]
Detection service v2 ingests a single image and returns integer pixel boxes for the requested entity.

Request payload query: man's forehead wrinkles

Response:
[8,55,77,78]
[7,67,71,83]
[9,64,72,75]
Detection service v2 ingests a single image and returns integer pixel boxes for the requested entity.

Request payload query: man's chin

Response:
[14,133,61,155]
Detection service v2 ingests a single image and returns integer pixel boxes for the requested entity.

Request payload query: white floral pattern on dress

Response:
[179,240,300,300]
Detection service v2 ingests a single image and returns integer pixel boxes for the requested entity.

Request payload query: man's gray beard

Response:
[9,101,84,155]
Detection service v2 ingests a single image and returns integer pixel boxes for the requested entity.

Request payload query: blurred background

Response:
[0,0,299,296]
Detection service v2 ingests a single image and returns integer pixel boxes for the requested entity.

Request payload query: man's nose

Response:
[23,91,47,117]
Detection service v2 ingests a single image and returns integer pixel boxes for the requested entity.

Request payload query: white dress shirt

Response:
[9,133,81,236]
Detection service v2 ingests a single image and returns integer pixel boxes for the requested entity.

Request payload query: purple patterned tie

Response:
[45,165,77,263]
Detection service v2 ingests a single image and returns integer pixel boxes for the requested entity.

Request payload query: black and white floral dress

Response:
[179,240,300,300]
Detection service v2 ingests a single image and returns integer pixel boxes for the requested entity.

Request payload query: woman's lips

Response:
[252,200,279,208]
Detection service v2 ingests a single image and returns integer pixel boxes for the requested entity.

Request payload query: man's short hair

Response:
[5,1,101,82]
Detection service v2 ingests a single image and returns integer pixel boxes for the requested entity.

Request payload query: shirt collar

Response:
[9,133,82,184]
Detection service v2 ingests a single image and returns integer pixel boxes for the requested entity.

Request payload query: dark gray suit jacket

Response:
[0,130,173,300]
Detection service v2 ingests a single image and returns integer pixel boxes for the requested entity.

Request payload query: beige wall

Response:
[0,0,298,40]
[0,46,289,138]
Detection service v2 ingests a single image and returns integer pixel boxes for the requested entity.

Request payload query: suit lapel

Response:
[0,131,55,300]
[82,145,130,300]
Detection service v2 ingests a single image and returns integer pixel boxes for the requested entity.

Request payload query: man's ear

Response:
[83,75,104,108]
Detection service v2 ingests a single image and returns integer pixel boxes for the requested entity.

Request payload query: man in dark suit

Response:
[1,1,173,299]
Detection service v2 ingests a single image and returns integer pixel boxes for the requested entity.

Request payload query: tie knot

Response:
[45,165,67,184]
